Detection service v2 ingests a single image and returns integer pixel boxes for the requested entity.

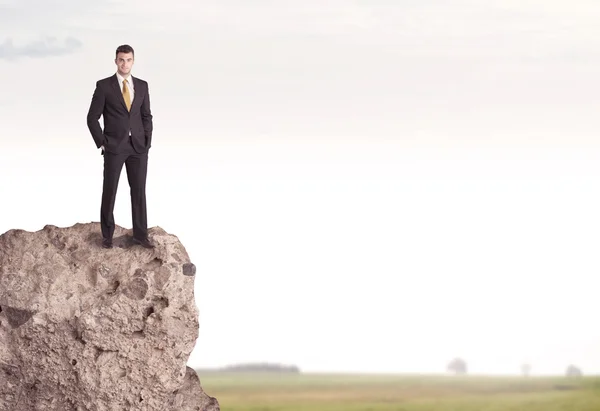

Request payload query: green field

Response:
[197,372,600,411]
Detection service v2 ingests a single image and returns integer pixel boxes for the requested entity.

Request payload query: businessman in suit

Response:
[87,44,154,249]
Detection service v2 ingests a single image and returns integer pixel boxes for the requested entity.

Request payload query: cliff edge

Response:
[0,222,219,411]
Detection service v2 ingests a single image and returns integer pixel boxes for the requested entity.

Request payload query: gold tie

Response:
[122,79,131,111]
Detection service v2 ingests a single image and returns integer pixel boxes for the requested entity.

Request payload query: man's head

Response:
[115,44,134,77]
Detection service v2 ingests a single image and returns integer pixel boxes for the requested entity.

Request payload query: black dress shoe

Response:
[132,237,155,249]
[102,238,113,249]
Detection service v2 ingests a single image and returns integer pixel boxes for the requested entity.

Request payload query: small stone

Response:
[3,306,35,328]
[123,278,148,300]
[182,263,196,276]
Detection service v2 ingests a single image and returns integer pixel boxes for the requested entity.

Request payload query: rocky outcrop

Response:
[0,223,219,411]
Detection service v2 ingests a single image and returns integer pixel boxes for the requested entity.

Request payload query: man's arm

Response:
[141,82,153,149]
[87,81,106,149]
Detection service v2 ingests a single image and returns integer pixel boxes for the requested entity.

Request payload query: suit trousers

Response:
[100,139,149,241]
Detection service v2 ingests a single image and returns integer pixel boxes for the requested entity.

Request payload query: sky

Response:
[2,0,600,376]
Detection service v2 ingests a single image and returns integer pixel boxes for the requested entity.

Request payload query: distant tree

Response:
[447,358,467,375]
[521,363,531,377]
[221,362,300,373]
[566,365,582,378]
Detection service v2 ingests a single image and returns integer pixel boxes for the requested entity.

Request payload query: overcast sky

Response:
[2,0,600,375]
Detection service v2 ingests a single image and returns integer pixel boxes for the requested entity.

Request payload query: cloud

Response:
[0,0,115,56]
[0,0,118,60]
[0,36,83,60]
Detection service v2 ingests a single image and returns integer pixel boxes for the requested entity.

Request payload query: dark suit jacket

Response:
[87,74,153,154]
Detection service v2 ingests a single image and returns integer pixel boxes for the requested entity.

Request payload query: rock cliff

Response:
[0,223,219,411]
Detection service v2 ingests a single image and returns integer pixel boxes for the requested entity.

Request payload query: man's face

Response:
[115,52,134,76]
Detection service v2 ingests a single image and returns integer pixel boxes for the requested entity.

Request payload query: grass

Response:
[196,372,600,411]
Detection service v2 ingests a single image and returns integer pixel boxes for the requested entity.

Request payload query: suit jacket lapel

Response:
[111,74,129,112]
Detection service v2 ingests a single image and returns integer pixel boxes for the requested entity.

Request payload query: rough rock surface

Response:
[0,223,219,411]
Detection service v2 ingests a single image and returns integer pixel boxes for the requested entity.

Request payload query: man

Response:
[87,44,154,249]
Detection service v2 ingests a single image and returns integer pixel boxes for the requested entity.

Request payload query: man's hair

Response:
[116,44,134,58]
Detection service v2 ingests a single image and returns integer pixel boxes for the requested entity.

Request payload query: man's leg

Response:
[101,152,127,240]
[125,151,149,240]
